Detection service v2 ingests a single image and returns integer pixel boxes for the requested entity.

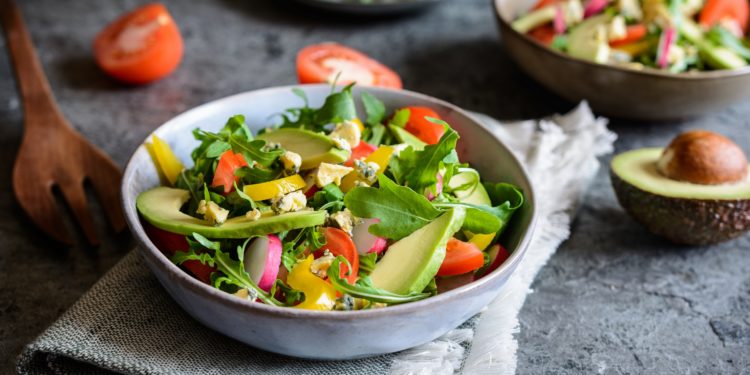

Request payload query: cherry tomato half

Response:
[315,227,359,284]
[211,150,248,194]
[700,0,750,33]
[402,106,445,145]
[297,43,402,89]
[143,222,215,283]
[94,3,183,84]
[437,238,485,277]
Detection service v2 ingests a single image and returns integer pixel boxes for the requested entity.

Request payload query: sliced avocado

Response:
[137,187,325,239]
[679,19,747,70]
[257,128,350,170]
[390,126,427,151]
[447,169,492,206]
[611,148,750,245]
[568,15,611,63]
[370,207,466,294]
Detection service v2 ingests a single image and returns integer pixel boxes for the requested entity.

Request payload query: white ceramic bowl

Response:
[121,84,537,359]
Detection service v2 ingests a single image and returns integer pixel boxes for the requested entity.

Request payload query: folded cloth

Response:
[17,103,615,375]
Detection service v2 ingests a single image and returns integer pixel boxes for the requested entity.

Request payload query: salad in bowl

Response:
[136,85,524,311]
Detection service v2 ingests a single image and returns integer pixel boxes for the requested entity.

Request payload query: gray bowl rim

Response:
[122,83,538,321]
[494,0,750,81]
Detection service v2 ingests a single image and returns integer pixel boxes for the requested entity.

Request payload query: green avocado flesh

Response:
[370,207,466,295]
[611,148,750,245]
[611,148,750,200]
[448,170,492,206]
[568,15,611,64]
[391,126,426,151]
[257,128,349,170]
[137,187,325,238]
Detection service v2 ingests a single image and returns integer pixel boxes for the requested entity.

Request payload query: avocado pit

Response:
[611,131,750,245]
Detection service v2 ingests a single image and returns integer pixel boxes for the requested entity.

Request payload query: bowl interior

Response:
[122,84,535,316]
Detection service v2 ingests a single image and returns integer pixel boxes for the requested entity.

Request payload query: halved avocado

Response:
[611,148,750,245]
[257,128,349,170]
[137,187,325,239]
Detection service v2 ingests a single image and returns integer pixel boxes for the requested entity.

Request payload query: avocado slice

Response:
[370,207,466,294]
[390,126,427,151]
[137,187,325,239]
[257,128,350,170]
[447,169,492,206]
[568,15,612,64]
[611,148,750,245]
[679,19,748,70]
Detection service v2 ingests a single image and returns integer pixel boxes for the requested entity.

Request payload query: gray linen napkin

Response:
[17,106,613,375]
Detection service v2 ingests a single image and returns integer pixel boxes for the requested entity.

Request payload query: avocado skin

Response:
[610,171,750,245]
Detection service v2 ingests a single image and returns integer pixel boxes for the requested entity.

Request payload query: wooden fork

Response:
[1,0,125,246]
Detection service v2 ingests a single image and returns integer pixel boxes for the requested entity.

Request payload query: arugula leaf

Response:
[194,116,283,168]
[358,252,378,276]
[364,123,387,145]
[314,84,357,125]
[172,233,282,306]
[389,127,459,193]
[361,92,386,126]
[327,256,430,304]
[309,183,345,213]
[432,202,500,234]
[344,174,440,240]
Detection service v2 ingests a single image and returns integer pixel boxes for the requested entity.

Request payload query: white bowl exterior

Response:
[122,84,536,359]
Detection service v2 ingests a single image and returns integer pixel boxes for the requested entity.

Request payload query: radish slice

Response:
[656,27,676,69]
[243,235,282,291]
[474,244,511,280]
[352,218,387,255]
[583,0,608,18]
[554,5,567,34]
[425,173,444,201]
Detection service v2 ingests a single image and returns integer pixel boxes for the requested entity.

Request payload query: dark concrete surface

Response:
[0,0,748,373]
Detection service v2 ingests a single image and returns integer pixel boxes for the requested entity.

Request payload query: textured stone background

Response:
[0,0,748,373]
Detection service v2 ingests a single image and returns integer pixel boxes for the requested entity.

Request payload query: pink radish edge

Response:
[244,235,282,292]
[554,5,567,34]
[474,244,511,280]
[425,173,444,201]
[352,218,388,255]
[583,0,608,18]
[657,27,676,69]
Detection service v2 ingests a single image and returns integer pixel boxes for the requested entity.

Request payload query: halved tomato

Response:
[345,141,377,167]
[402,106,445,145]
[94,3,183,84]
[700,0,750,33]
[315,227,359,284]
[211,150,248,194]
[297,43,403,89]
[437,238,484,277]
[143,222,215,283]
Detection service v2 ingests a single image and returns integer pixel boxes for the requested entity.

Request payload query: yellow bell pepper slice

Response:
[467,232,495,251]
[147,135,184,186]
[340,145,394,192]
[288,255,337,310]
[243,174,306,202]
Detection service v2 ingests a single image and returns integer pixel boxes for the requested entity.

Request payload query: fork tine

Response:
[85,155,126,232]
[14,184,74,245]
[59,181,100,246]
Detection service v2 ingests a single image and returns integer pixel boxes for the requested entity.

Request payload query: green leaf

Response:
[327,256,430,304]
[707,26,750,60]
[388,108,411,128]
[344,174,440,240]
[358,252,378,276]
[204,141,231,158]
[391,127,459,192]
[433,202,501,234]
[361,92,386,126]
[364,123,387,145]
[314,84,357,125]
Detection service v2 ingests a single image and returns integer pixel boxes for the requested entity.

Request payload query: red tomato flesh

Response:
[700,0,750,33]
[402,106,445,145]
[94,3,183,84]
[345,141,377,167]
[609,24,647,47]
[315,227,359,284]
[297,43,403,89]
[528,25,557,45]
[143,222,215,283]
[211,150,248,194]
[437,238,485,277]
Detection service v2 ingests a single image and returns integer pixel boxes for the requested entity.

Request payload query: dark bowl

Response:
[494,0,750,121]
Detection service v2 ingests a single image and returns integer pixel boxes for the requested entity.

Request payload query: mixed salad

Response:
[512,0,750,72]
[137,85,523,311]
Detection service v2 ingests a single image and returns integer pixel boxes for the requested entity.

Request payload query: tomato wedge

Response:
[297,43,403,89]
[437,238,485,277]
[94,3,183,84]
[700,0,750,33]
[609,24,647,47]
[211,150,248,194]
[316,227,359,284]
[143,222,215,283]
[402,106,445,145]
[532,0,563,10]
[528,25,557,45]
[345,141,377,167]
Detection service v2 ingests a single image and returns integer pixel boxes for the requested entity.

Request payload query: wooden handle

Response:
[0,0,64,127]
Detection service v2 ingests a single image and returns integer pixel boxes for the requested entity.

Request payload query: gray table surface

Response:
[1,0,748,374]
